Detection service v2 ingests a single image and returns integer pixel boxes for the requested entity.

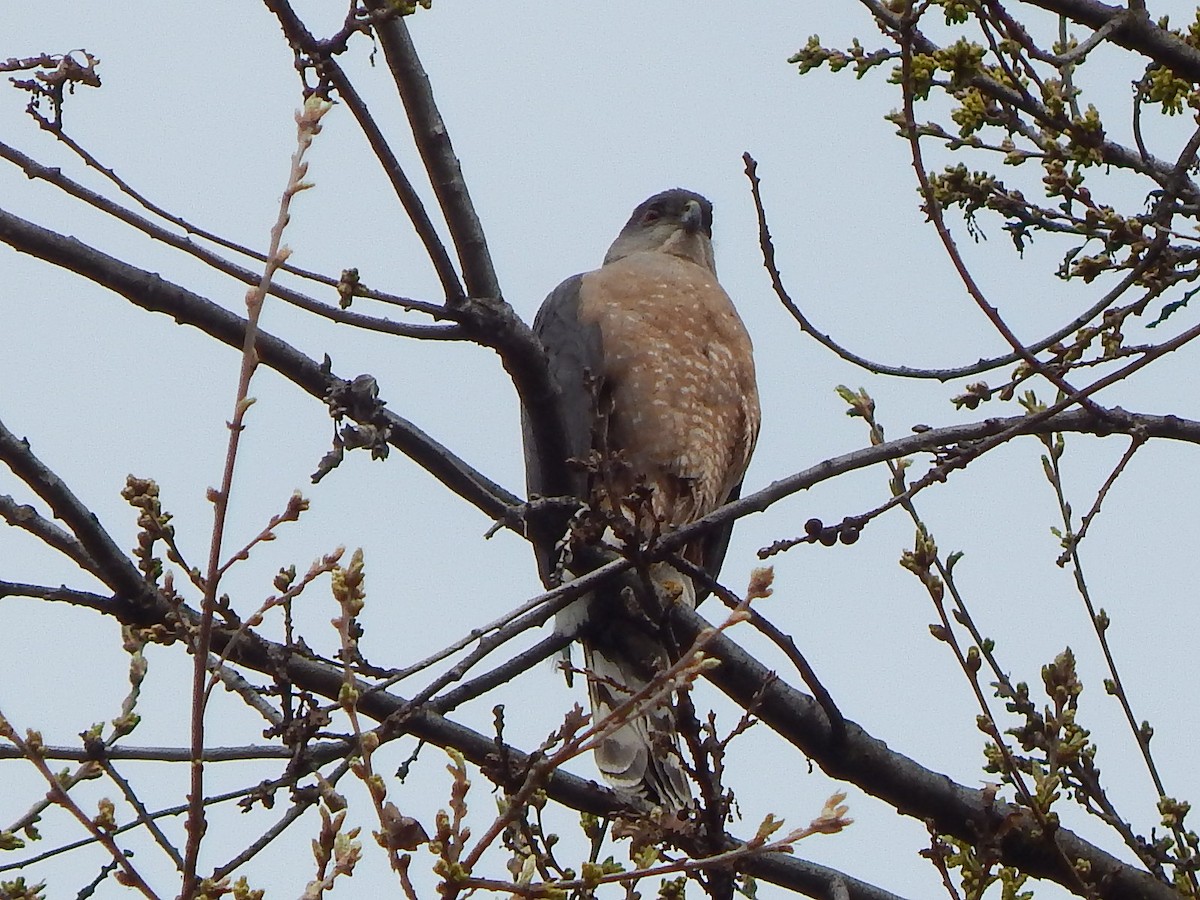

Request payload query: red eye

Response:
[642,209,661,224]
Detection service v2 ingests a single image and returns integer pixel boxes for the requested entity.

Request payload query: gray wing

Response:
[521,274,605,585]
[695,480,743,599]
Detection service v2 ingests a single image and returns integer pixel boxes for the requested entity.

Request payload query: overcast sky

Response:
[3,3,1199,898]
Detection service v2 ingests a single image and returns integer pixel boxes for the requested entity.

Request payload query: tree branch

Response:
[672,605,1180,900]
[0,205,520,522]
[856,0,1197,199]
[357,5,578,505]
[263,0,467,304]
[0,417,155,608]
[0,136,461,337]
[0,493,101,577]
[745,152,1166,382]
[365,2,500,301]
[1024,0,1200,81]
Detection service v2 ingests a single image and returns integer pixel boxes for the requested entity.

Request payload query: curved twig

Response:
[743,153,1162,382]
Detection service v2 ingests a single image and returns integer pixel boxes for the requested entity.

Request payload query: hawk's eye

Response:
[642,208,662,225]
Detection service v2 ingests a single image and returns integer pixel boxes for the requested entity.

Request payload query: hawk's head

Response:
[603,189,717,273]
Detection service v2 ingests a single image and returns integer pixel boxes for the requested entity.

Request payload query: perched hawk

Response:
[523,188,760,810]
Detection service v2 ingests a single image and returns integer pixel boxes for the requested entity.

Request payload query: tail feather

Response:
[583,642,691,811]
[574,563,696,811]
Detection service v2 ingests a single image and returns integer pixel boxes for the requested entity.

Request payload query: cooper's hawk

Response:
[523,188,760,810]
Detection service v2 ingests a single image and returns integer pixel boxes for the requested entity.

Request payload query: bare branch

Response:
[365,1,500,301]
[1025,0,1200,81]
[0,205,521,521]
[209,760,352,883]
[0,139,460,338]
[671,605,1181,900]
[99,760,185,871]
[263,0,467,303]
[0,744,297,762]
[0,417,155,607]
[0,581,112,612]
[0,494,100,576]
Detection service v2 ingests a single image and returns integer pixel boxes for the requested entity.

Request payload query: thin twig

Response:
[674,555,846,746]
[0,138,459,334]
[183,95,334,897]
[11,113,450,316]
[1044,433,1197,889]
[743,153,1159,383]
[209,760,352,882]
[0,717,161,899]
[1057,433,1146,563]
[99,760,185,871]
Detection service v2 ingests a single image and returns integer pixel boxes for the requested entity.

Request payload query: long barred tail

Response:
[582,640,692,811]
[577,562,696,811]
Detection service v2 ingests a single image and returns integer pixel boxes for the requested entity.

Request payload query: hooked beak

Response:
[681,199,704,235]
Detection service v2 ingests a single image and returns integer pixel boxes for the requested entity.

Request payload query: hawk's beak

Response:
[681,199,703,234]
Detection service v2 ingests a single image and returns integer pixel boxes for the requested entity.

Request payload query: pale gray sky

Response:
[3,3,1198,898]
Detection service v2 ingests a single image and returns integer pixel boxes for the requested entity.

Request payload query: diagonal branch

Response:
[349,5,579,501]
[0,137,460,337]
[263,0,466,304]
[671,605,1180,900]
[1024,0,1200,81]
[0,418,154,607]
[0,205,520,522]
[0,494,101,577]
[365,1,500,302]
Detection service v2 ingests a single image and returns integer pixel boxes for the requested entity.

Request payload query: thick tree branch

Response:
[1024,0,1200,82]
[0,581,112,612]
[0,744,297,762]
[653,406,1200,560]
[365,2,500,302]
[673,606,1179,900]
[0,205,520,522]
[356,5,577,503]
